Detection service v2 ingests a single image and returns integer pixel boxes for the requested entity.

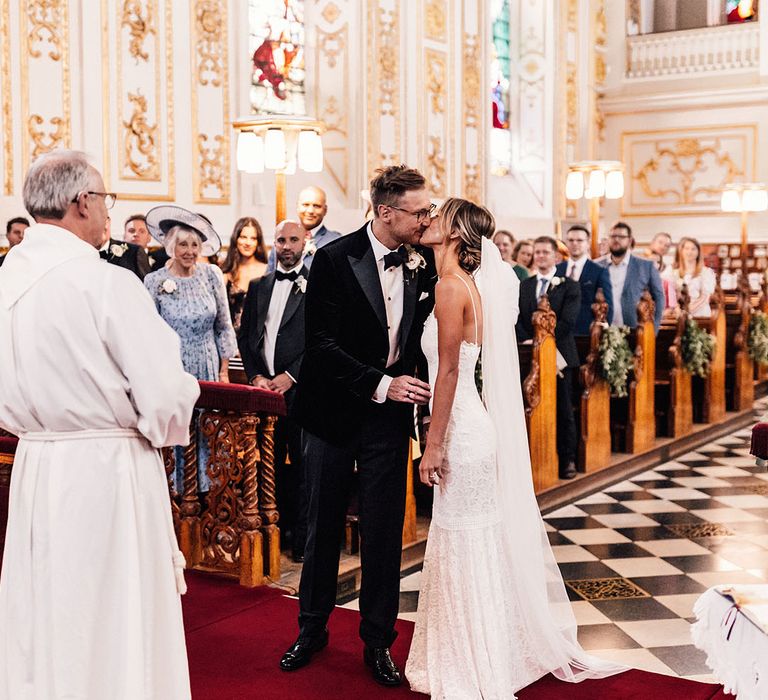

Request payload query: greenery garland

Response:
[749,311,768,366]
[598,325,633,398]
[682,318,715,378]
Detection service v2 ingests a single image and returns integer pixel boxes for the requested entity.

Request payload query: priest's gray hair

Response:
[22,149,93,220]
[165,224,203,257]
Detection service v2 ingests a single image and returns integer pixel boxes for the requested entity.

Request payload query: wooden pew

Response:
[724,276,754,411]
[577,289,612,473]
[654,285,693,438]
[692,286,726,424]
[518,296,559,491]
[610,292,656,454]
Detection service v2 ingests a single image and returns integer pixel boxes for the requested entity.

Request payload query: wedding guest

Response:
[516,236,581,479]
[556,224,614,335]
[239,220,308,562]
[597,221,665,333]
[0,217,29,266]
[143,206,237,492]
[663,236,716,317]
[267,186,341,272]
[645,232,672,272]
[124,213,169,272]
[221,216,268,333]
[597,236,609,257]
[99,214,151,280]
[0,149,196,699]
[511,239,534,280]
[493,229,515,261]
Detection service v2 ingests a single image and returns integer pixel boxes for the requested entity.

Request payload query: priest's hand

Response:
[387,375,431,405]
[269,373,294,394]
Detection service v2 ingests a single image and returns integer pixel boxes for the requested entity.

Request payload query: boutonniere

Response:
[294,275,307,294]
[160,278,177,294]
[110,243,128,258]
[304,239,317,257]
[404,244,426,272]
[549,276,565,287]
[148,255,155,266]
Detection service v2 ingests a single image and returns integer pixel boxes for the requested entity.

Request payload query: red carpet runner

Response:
[184,572,733,700]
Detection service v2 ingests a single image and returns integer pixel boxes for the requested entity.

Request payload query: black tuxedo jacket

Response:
[555,259,614,336]
[146,247,170,272]
[516,274,581,368]
[238,265,309,411]
[293,224,436,446]
[102,238,150,280]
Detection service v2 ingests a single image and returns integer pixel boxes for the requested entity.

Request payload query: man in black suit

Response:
[124,213,169,272]
[555,224,614,335]
[238,220,309,562]
[280,165,436,686]
[0,217,29,267]
[517,235,581,479]
[98,216,150,280]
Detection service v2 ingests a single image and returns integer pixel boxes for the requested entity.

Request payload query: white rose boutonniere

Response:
[294,275,307,294]
[304,239,317,257]
[404,245,427,272]
[549,276,564,288]
[160,278,177,294]
[110,243,128,258]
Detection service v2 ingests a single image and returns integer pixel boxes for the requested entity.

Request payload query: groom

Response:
[281,165,436,686]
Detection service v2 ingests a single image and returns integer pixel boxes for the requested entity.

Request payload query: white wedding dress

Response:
[405,240,623,699]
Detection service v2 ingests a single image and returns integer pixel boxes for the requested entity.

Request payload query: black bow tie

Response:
[383,247,408,270]
[99,250,109,260]
[275,270,299,282]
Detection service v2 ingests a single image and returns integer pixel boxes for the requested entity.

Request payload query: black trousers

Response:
[274,415,306,556]
[298,403,410,648]
[557,367,578,468]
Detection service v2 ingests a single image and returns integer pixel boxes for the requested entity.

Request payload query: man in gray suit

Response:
[597,221,664,333]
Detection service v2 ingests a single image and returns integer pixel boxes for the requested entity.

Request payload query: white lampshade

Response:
[605,170,625,199]
[297,130,324,172]
[264,128,286,170]
[236,131,254,171]
[565,170,584,200]
[245,134,264,174]
[721,189,742,213]
[584,168,606,199]
[743,188,768,212]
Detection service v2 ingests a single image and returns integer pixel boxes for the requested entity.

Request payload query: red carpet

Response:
[184,572,733,700]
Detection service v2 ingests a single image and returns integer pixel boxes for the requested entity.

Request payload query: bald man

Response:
[267,186,341,272]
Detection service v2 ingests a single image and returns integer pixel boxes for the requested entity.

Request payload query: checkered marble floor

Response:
[341,397,768,684]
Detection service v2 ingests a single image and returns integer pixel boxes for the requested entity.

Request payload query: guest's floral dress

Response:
[145,263,237,491]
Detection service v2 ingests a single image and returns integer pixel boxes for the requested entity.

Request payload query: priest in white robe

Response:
[0,150,199,699]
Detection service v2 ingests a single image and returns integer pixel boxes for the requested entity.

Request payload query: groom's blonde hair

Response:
[439,198,495,274]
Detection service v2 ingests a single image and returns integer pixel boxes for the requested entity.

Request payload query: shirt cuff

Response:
[285,371,297,384]
[372,375,393,404]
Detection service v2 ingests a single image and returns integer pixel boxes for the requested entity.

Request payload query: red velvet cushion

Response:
[0,436,17,455]
[751,423,768,461]
[197,381,287,417]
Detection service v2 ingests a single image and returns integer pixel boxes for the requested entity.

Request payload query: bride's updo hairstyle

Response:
[440,197,495,274]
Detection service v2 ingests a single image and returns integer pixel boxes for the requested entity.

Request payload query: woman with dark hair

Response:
[221,216,268,332]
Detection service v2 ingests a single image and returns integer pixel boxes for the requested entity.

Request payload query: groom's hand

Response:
[387,376,431,405]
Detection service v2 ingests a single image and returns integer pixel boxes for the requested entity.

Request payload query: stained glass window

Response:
[726,0,757,22]
[490,0,511,176]
[248,0,306,116]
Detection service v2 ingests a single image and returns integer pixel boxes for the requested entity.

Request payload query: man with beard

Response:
[238,220,309,562]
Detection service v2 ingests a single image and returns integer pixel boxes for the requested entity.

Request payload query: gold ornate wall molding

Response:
[592,0,606,145]
[461,0,483,204]
[21,0,71,174]
[425,0,447,42]
[621,125,757,216]
[190,0,229,204]
[1,0,12,194]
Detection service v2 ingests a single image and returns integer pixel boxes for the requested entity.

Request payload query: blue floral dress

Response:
[145,264,237,491]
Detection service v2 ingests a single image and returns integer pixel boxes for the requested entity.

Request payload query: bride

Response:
[405,198,623,698]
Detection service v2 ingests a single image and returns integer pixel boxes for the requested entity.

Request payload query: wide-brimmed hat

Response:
[145,205,222,256]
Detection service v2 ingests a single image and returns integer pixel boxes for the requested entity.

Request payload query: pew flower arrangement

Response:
[748,311,768,365]
[598,325,633,398]
[682,319,715,378]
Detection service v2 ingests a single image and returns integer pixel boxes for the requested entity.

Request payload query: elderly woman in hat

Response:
[144,207,237,491]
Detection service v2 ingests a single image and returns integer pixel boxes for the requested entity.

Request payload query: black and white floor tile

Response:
[342,397,768,683]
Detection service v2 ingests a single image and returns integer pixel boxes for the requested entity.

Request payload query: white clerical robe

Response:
[0,224,200,699]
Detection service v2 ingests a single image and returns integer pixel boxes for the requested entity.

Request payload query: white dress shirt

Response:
[262,262,303,378]
[367,223,405,403]
[607,255,630,326]
[535,267,557,299]
[566,255,589,281]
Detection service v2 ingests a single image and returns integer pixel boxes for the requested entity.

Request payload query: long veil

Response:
[476,237,624,681]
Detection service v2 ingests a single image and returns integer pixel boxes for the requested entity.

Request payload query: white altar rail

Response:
[626,23,760,79]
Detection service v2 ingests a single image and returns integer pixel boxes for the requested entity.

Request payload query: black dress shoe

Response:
[363,646,402,686]
[560,461,577,480]
[279,629,329,671]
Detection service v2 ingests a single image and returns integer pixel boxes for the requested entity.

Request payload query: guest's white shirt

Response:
[608,255,631,326]
[535,267,557,298]
[367,222,405,403]
[566,255,589,281]
[262,262,303,378]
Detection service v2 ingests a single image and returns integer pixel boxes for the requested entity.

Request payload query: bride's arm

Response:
[419,278,465,487]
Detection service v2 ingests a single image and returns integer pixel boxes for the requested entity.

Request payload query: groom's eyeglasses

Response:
[388,203,437,224]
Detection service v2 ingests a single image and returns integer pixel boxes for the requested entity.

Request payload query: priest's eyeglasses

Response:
[388,202,437,224]
[72,191,117,210]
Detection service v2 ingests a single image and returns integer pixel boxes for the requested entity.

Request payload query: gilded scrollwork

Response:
[122,91,160,179]
[197,133,225,197]
[427,136,446,199]
[195,1,223,87]
[462,29,481,203]
[121,0,155,63]
[425,0,446,41]
[28,114,65,158]
[426,51,446,115]
[318,26,345,70]
[26,0,63,60]
[1,0,12,194]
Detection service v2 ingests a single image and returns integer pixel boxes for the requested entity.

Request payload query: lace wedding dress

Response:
[405,240,623,699]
